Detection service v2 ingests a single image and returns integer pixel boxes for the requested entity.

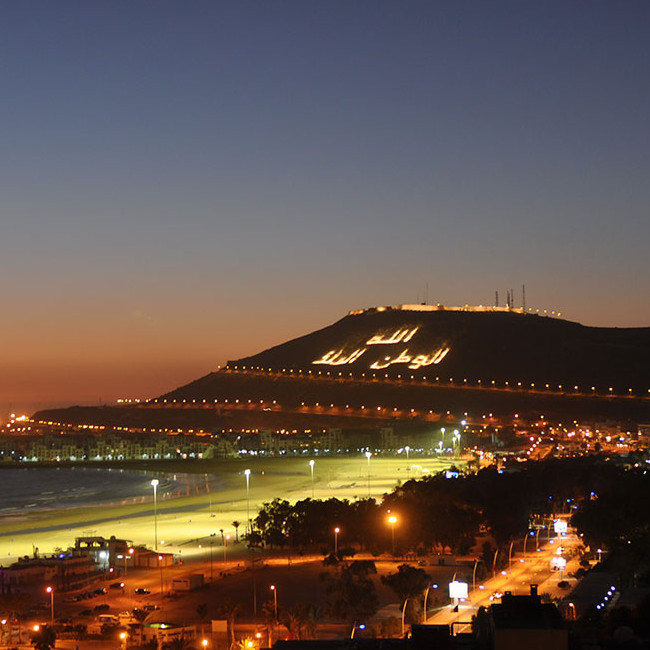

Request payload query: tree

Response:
[278,605,303,640]
[31,626,56,650]
[324,562,379,632]
[196,603,208,636]
[217,599,242,648]
[0,592,30,643]
[132,608,150,646]
[381,564,431,602]
[163,634,192,650]
[254,499,292,548]
[261,600,277,647]
[232,521,241,542]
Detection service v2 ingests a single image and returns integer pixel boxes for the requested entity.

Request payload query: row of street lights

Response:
[149,461,401,562]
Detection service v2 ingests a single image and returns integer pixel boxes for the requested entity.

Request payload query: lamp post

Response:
[158,555,164,599]
[365,451,372,498]
[453,430,461,456]
[270,585,278,622]
[401,598,408,636]
[334,527,340,556]
[123,546,133,577]
[405,445,410,480]
[423,586,432,623]
[46,586,54,624]
[388,514,397,555]
[568,602,576,620]
[151,479,159,551]
[472,559,479,591]
[309,460,315,498]
[244,469,251,533]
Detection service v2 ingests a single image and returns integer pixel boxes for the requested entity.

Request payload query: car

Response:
[94,588,107,595]
[143,604,160,611]
[489,591,503,602]
[134,588,151,595]
[109,582,125,590]
[79,609,93,617]
[93,604,110,612]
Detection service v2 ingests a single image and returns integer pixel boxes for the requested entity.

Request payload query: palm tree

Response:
[132,608,150,646]
[217,599,242,649]
[303,604,325,640]
[261,599,276,647]
[232,521,241,542]
[196,603,208,636]
[278,606,302,640]
[163,634,192,650]
[0,592,30,644]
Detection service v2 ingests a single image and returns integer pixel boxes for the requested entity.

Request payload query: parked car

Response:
[134,588,150,595]
[93,604,110,612]
[109,582,125,590]
[94,588,107,595]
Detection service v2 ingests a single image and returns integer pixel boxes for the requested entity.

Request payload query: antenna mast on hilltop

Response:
[495,291,499,307]
[522,284,526,311]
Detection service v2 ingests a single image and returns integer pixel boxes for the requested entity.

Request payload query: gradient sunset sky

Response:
[2,2,649,415]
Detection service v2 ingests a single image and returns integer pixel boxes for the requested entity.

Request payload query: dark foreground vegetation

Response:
[250,456,650,585]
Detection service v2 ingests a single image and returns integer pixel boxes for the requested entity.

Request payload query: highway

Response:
[425,526,582,633]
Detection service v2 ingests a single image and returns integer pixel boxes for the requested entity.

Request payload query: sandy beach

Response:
[0,455,460,563]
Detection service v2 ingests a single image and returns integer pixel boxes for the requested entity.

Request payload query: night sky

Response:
[2,2,649,414]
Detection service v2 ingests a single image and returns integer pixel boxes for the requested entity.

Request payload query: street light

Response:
[209,538,214,581]
[388,514,398,555]
[158,555,164,599]
[120,547,134,577]
[405,446,410,480]
[46,586,54,624]
[309,460,315,498]
[151,479,159,551]
[472,559,479,591]
[365,451,372,498]
[334,527,340,556]
[270,585,278,622]
[244,469,251,533]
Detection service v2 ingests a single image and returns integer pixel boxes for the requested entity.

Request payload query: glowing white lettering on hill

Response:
[370,346,450,370]
[313,348,367,365]
[366,327,419,345]
[312,324,451,369]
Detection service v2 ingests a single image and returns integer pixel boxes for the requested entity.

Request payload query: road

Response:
[425,527,582,633]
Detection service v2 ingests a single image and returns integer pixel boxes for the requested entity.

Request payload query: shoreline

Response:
[0,455,462,564]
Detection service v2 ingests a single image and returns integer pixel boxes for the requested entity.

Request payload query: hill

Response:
[34,306,650,429]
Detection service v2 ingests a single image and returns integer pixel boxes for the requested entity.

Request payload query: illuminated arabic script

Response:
[369,346,450,370]
[366,327,419,345]
[313,348,367,366]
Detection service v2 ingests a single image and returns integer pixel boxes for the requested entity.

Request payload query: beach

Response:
[0,455,460,563]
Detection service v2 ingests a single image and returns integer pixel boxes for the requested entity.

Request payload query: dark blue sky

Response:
[2,1,649,411]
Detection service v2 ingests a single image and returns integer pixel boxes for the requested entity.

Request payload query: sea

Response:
[0,466,216,518]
